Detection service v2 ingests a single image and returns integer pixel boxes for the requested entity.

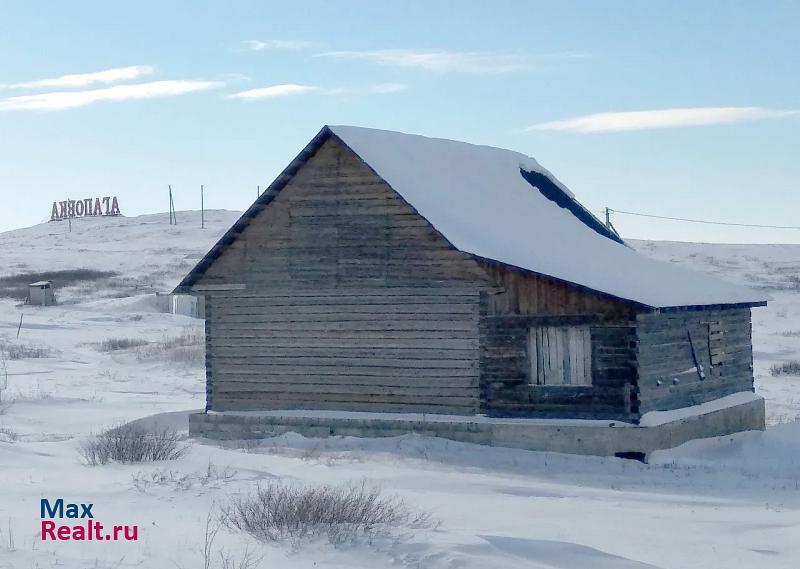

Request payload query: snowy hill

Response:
[0,210,240,301]
[0,214,798,569]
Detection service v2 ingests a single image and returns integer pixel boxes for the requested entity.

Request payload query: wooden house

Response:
[176,126,766,432]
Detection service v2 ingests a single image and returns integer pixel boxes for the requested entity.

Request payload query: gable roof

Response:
[175,125,766,310]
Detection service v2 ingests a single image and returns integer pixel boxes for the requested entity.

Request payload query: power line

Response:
[607,208,800,230]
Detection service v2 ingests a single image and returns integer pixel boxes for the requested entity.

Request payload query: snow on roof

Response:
[29,281,52,287]
[329,125,766,309]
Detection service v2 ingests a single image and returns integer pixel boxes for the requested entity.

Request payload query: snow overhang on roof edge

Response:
[175,125,768,310]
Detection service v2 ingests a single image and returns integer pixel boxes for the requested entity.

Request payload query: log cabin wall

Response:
[195,137,493,414]
[635,307,754,414]
[478,263,640,421]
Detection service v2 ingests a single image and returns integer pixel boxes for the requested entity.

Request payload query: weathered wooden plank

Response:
[205,274,485,288]
[287,193,404,205]
[214,374,478,388]
[638,378,751,410]
[209,338,479,350]
[289,204,418,217]
[211,346,478,359]
[583,327,592,384]
[214,399,476,415]
[211,287,480,299]
[209,312,477,324]
[486,407,629,420]
[638,329,751,347]
[214,382,478,396]
[213,296,479,308]
[213,355,477,369]
[211,321,478,332]
[214,365,477,378]
[212,303,478,315]
[212,329,479,340]
[636,311,750,333]
[229,248,475,264]
[527,329,537,386]
[213,390,478,406]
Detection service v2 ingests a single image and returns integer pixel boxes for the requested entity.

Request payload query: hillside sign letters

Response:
[50,197,121,221]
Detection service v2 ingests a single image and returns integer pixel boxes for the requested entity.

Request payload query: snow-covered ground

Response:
[0,212,798,569]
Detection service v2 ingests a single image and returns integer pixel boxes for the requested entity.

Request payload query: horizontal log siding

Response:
[196,138,490,289]
[478,264,639,421]
[635,307,754,414]
[204,295,213,411]
[195,138,489,414]
[208,290,480,413]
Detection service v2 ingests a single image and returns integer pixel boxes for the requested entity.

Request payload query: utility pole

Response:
[169,185,176,225]
[257,185,260,199]
[200,184,205,229]
[604,207,623,241]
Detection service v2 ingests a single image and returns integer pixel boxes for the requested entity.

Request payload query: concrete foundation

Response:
[189,395,765,457]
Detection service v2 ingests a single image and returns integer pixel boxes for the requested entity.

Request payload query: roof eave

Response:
[468,254,655,312]
[469,254,768,312]
[656,300,768,312]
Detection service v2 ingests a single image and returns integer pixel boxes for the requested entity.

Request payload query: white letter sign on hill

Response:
[50,197,121,221]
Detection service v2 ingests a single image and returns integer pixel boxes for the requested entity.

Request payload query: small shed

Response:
[175,125,768,454]
[170,293,204,318]
[27,281,55,306]
[154,292,205,318]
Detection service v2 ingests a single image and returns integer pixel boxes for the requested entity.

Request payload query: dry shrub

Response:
[99,337,148,351]
[0,426,18,442]
[223,480,434,545]
[79,422,188,465]
[770,360,800,376]
[0,338,51,360]
[137,328,204,366]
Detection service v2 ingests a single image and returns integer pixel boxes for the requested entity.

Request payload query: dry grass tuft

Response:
[770,360,800,377]
[0,338,52,360]
[136,328,204,366]
[99,337,148,352]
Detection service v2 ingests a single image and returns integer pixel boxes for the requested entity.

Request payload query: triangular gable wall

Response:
[183,132,491,291]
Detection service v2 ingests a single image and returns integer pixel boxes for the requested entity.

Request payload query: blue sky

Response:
[1,0,798,242]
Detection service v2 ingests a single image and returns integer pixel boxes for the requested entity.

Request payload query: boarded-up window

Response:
[529,326,592,386]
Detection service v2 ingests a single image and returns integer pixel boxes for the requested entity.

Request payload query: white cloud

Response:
[4,65,154,89]
[244,39,312,51]
[316,49,585,74]
[229,84,319,100]
[230,83,407,100]
[325,83,408,96]
[0,80,224,111]
[527,107,799,133]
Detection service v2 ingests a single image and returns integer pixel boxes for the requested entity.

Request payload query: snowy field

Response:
[0,212,798,569]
